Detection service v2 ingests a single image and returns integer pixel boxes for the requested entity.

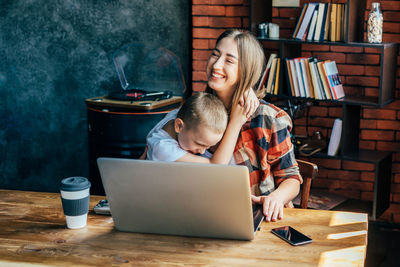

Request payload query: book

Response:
[295,3,318,40]
[304,59,314,98]
[273,58,281,95]
[266,58,278,94]
[342,4,346,41]
[323,3,331,41]
[293,3,308,38]
[266,53,277,69]
[307,10,318,41]
[328,118,342,156]
[294,58,306,97]
[321,61,336,99]
[285,59,295,96]
[314,3,326,41]
[309,58,325,99]
[300,58,312,98]
[289,59,300,97]
[306,59,319,99]
[343,4,347,41]
[324,61,345,99]
[336,3,342,41]
[317,61,332,99]
[330,4,337,42]
[319,3,329,42]
[317,61,334,99]
[256,53,277,92]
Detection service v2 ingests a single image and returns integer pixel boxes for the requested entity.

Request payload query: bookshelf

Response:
[249,0,398,220]
[258,39,397,107]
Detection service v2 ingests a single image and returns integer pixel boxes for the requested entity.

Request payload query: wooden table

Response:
[0,190,368,266]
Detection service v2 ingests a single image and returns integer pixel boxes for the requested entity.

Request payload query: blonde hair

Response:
[177,92,228,134]
[206,29,266,108]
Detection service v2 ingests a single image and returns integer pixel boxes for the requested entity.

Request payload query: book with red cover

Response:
[324,61,344,99]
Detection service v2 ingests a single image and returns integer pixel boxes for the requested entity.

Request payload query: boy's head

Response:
[174,92,228,154]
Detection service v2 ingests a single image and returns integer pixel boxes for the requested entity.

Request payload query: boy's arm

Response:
[177,90,259,164]
[175,152,211,163]
[139,147,147,160]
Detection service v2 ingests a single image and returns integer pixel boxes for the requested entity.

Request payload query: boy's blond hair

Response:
[177,92,227,134]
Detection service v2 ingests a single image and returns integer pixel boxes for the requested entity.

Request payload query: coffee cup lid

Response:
[60,176,91,191]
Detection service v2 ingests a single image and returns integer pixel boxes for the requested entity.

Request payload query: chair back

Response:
[297,159,318,209]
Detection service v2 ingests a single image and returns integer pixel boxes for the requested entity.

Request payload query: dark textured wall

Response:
[0,0,190,192]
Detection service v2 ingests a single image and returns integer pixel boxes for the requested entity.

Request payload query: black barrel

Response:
[87,107,173,195]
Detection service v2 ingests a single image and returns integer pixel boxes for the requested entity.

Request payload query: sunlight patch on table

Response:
[329,212,367,227]
[318,245,366,267]
[0,261,50,267]
[327,230,367,240]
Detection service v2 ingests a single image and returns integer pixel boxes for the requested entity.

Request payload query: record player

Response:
[86,43,185,112]
[86,44,186,194]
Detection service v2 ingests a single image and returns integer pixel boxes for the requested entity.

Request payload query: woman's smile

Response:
[211,70,225,80]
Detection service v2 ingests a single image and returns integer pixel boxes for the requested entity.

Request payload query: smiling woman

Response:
[203,29,302,222]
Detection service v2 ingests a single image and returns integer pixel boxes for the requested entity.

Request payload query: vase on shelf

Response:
[367,2,383,43]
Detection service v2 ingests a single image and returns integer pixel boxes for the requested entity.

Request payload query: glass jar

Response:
[367,2,383,43]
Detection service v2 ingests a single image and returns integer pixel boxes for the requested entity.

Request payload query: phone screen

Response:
[271,226,312,246]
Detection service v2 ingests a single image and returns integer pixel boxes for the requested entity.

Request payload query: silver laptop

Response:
[97,158,264,240]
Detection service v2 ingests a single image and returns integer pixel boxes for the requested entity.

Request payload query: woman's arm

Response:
[250,104,302,221]
[252,178,300,222]
[206,89,259,164]
[177,89,259,164]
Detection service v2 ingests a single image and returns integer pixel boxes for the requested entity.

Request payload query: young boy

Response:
[146,92,248,164]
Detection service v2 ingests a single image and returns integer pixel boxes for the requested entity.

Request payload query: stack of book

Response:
[258,53,281,95]
[293,2,347,42]
[284,57,344,100]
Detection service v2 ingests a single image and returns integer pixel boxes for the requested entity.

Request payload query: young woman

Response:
[205,29,302,222]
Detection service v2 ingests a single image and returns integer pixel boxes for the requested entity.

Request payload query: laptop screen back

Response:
[97,158,256,240]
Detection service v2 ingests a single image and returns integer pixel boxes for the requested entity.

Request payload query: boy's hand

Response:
[139,147,148,160]
[238,88,259,117]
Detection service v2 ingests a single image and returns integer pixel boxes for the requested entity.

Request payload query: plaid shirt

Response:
[233,100,302,196]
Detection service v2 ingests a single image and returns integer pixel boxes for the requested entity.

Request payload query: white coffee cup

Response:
[60,177,91,229]
[269,23,280,39]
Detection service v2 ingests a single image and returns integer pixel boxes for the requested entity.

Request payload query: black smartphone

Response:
[271,226,312,246]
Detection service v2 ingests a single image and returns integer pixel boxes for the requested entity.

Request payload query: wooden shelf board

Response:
[258,38,398,48]
[266,94,388,107]
[301,149,392,164]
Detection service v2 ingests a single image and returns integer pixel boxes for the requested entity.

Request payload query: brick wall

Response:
[191,0,400,223]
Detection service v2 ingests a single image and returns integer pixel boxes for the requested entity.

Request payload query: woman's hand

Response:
[251,179,300,222]
[230,103,251,126]
[251,194,285,222]
[238,88,259,117]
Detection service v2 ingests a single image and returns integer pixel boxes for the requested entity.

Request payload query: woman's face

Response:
[206,36,239,96]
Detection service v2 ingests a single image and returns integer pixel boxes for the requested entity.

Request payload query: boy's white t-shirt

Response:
[146,108,235,164]
[147,108,189,161]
